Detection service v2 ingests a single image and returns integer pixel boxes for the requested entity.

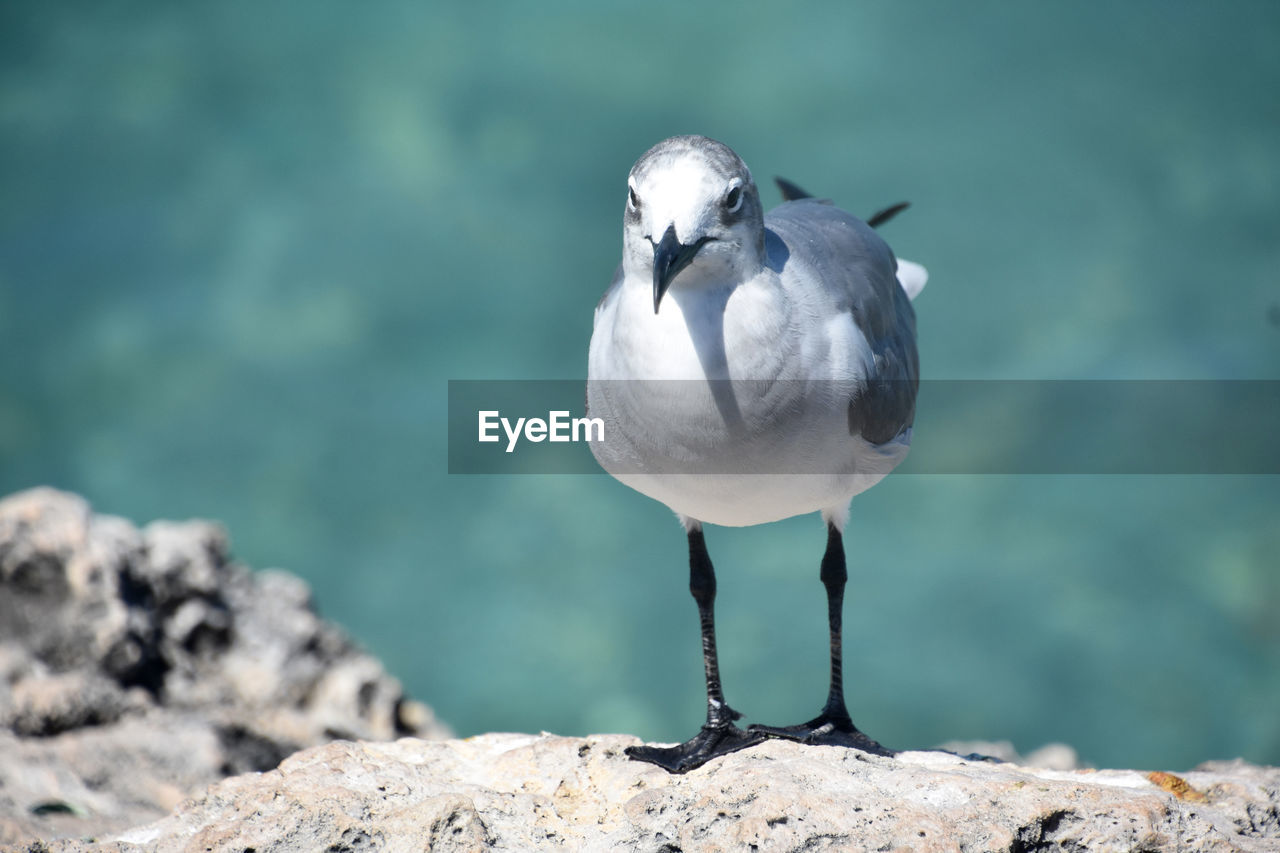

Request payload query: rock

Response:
[938,739,1082,771]
[0,488,450,848]
[25,734,1279,852]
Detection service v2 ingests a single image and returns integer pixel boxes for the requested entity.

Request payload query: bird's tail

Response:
[896,259,928,301]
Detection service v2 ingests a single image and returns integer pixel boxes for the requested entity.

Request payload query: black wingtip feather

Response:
[774,177,813,201]
[866,201,911,229]
[777,176,910,227]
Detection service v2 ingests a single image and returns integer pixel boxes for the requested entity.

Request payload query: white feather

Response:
[896,258,928,301]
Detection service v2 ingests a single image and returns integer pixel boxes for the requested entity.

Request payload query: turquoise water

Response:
[2,3,1278,769]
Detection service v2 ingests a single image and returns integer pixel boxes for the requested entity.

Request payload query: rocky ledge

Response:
[0,488,449,847]
[47,735,1280,852]
[3,488,1278,852]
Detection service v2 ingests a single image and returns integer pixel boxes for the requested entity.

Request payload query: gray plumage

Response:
[763,199,919,444]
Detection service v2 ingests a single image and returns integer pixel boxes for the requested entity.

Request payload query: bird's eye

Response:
[724,184,743,213]
[628,186,640,211]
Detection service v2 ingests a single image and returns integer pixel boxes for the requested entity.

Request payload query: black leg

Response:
[626,526,765,773]
[748,524,894,756]
[818,522,854,727]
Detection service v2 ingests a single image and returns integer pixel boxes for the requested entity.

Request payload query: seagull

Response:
[586,135,926,773]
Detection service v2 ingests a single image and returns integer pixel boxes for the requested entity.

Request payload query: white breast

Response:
[587,269,903,527]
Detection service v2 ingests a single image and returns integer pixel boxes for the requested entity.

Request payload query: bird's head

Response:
[622,135,766,313]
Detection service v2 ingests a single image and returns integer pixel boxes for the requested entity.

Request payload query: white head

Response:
[622,136,766,313]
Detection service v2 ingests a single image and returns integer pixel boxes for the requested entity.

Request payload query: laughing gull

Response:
[586,135,926,773]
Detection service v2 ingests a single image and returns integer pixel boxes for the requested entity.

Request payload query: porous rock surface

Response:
[53,734,1280,852]
[0,488,449,847]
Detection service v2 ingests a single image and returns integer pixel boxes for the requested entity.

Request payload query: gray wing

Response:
[765,200,920,445]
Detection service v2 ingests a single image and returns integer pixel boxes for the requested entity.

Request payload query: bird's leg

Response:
[626,526,765,773]
[817,522,857,728]
[749,524,894,756]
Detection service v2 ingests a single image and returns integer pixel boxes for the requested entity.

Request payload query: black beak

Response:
[652,225,709,313]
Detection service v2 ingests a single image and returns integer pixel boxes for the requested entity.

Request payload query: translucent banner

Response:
[447,380,1280,475]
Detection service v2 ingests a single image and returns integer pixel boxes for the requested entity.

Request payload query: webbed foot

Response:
[749,713,894,757]
[626,723,767,773]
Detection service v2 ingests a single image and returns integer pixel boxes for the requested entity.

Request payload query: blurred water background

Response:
[2,2,1277,770]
